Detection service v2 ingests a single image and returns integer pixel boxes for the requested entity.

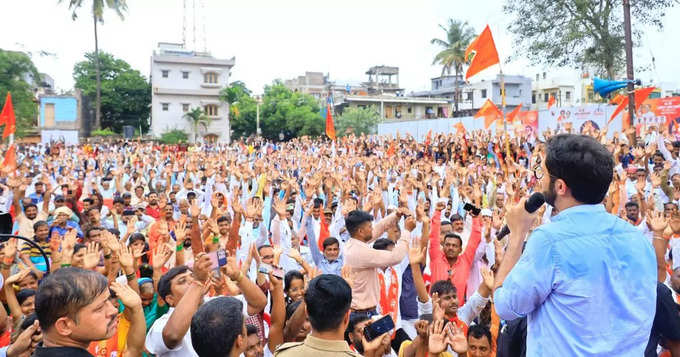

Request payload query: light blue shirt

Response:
[494,204,657,356]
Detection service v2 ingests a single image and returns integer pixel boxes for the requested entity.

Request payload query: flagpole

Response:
[499,62,510,156]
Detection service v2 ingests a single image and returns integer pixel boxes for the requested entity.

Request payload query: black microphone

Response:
[496,192,545,240]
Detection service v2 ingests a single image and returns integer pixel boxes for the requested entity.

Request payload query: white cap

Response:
[481,208,493,217]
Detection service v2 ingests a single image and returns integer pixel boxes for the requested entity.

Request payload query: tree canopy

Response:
[504,0,676,79]
[221,81,322,140]
[336,107,381,137]
[0,49,40,138]
[73,51,150,133]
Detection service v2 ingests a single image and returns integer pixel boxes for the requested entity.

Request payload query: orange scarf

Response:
[378,267,399,326]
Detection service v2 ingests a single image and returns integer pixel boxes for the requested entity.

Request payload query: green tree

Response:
[504,0,676,79]
[73,51,151,134]
[0,49,40,138]
[60,0,128,130]
[260,82,322,140]
[431,20,475,114]
[336,107,381,136]
[221,81,322,140]
[220,81,257,139]
[160,129,188,144]
[183,107,211,143]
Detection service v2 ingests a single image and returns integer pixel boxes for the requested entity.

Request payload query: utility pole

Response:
[623,0,635,128]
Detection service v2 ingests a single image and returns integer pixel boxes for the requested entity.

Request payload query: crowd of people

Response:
[0,121,676,357]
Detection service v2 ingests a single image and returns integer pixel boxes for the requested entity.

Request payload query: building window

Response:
[182,71,189,79]
[204,104,218,116]
[481,89,487,98]
[407,106,412,114]
[466,92,472,100]
[162,103,169,111]
[544,93,549,102]
[162,70,169,78]
[532,91,536,104]
[182,104,190,112]
[204,72,218,84]
[566,91,571,100]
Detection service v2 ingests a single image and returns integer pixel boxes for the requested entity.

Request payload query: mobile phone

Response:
[216,249,227,268]
[363,315,395,341]
[463,202,481,216]
[258,263,284,279]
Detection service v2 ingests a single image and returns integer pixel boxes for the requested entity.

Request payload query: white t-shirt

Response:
[145,295,249,357]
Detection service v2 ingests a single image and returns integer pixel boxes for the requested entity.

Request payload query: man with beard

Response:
[494,134,657,356]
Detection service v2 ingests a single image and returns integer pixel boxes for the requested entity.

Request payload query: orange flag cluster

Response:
[465,25,500,80]
[0,92,16,139]
[475,99,503,129]
[608,87,656,124]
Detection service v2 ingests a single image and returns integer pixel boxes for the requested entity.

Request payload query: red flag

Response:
[1,144,16,173]
[547,95,556,110]
[474,99,502,129]
[325,103,336,140]
[506,104,522,123]
[425,129,432,146]
[0,92,15,138]
[386,141,396,157]
[318,216,330,252]
[465,25,501,80]
[608,87,656,125]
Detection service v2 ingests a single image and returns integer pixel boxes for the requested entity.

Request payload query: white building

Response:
[412,74,532,117]
[150,42,235,143]
[531,72,577,110]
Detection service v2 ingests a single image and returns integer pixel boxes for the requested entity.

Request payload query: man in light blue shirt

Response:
[494,134,657,356]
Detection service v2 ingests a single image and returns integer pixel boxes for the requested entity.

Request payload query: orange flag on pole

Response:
[608,87,656,125]
[506,104,522,123]
[465,25,500,80]
[474,99,503,129]
[0,144,16,173]
[0,92,16,139]
[547,95,556,110]
[325,103,336,140]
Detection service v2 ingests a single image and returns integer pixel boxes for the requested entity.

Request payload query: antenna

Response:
[200,0,207,52]
[182,0,187,47]
[192,0,197,50]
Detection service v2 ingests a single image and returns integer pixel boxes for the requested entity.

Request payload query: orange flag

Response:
[1,144,16,173]
[325,103,336,140]
[454,121,466,134]
[0,92,15,138]
[386,140,396,157]
[608,87,656,125]
[506,104,522,123]
[465,25,500,80]
[318,216,330,252]
[609,93,625,105]
[474,99,502,129]
[547,95,556,110]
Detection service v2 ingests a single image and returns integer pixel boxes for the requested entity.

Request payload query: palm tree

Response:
[60,0,128,131]
[431,19,475,115]
[184,107,211,143]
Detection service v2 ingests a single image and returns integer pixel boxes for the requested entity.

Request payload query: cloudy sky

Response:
[2,0,678,95]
